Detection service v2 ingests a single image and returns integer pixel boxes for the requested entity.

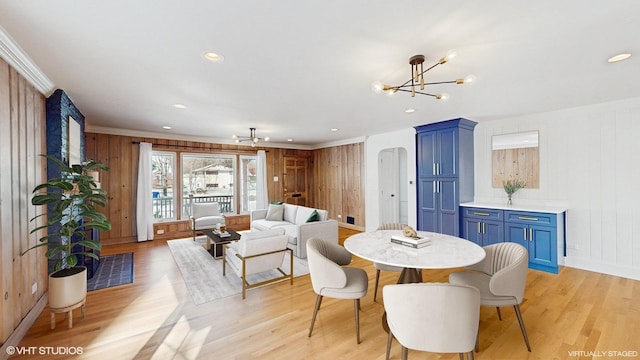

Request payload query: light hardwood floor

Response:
[13,228,640,359]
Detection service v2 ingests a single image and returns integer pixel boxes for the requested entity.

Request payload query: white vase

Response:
[48,266,87,309]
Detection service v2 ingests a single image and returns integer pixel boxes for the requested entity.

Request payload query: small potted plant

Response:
[503,177,526,206]
[23,155,111,310]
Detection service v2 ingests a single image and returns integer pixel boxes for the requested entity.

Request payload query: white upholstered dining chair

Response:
[306,237,368,344]
[373,223,408,302]
[449,242,531,352]
[383,283,480,360]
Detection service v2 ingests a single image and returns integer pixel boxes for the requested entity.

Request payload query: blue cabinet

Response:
[504,210,558,274]
[460,205,563,274]
[462,207,504,246]
[415,119,476,236]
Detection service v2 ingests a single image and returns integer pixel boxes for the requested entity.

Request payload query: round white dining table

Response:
[344,229,486,283]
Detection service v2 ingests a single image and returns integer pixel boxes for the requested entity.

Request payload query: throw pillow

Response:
[265,204,284,221]
[306,209,319,222]
[270,200,283,205]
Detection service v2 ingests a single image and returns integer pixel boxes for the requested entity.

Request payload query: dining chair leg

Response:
[374,270,381,302]
[496,306,502,320]
[354,298,361,344]
[475,327,479,352]
[308,295,323,338]
[513,304,532,352]
[459,353,464,360]
[386,330,393,360]
[468,350,475,360]
[401,346,408,360]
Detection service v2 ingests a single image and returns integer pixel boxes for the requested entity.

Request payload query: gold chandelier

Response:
[372,51,475,100]
[232,127,269,147]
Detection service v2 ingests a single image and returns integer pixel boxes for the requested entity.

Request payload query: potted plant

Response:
[503,177,526,206]
[23,155,111,310]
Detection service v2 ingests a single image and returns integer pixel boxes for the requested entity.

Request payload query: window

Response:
[151,151,176,221]
[182,154,235,218]
[240,156,257,213]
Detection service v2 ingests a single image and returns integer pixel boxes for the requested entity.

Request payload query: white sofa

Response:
[250,203,338,259]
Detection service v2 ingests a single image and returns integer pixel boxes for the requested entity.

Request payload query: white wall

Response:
[474,97,640,280]
[365,128,417,232]
[364,97,640,280]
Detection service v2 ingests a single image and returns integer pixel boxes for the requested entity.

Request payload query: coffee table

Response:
[201,228,241,259]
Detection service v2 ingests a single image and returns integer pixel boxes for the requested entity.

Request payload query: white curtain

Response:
[136,142,154,242]
[256,150,269,209]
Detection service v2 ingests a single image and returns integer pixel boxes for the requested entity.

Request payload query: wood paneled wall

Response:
[0,59,47,344]
[313,143,365,228]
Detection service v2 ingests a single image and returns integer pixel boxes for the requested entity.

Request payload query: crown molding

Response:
[86,125,365,150]
[0,25,55,96]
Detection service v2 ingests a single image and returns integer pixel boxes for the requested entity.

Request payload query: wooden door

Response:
[283,157,307,206]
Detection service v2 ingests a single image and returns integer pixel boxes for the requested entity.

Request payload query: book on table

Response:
[390,235,431,248]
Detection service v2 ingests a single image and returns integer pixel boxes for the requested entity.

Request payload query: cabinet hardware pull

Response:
[518,216,539,221]
[477,222,481,234]
[523,228,527,240]
[433,181,436,193]
[433,163,436,176]
[482,222,486,234]
[473,212,491,216]
[529,228,533,241]
[436,163,440,175]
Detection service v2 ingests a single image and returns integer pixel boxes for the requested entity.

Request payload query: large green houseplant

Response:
[24,155,111,272]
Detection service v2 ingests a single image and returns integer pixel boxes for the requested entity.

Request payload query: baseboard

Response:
[0,293,48,360]
[563,257,640,281]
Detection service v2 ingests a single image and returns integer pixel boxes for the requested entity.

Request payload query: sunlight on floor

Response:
[151,315,210,360]
[87,275,181,351]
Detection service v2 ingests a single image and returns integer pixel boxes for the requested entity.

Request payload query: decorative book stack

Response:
[390,234,431,248]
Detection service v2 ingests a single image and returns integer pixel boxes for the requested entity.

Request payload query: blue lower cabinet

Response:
[462,206,562,274]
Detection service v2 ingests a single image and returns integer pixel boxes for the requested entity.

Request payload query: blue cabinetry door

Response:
[415,119,476,236]
[461,207,504,246]
[504,210,558,274]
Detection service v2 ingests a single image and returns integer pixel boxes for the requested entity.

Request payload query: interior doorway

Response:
[378,147,408,226]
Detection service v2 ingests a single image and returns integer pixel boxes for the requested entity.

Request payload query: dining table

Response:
[344,229,486,283]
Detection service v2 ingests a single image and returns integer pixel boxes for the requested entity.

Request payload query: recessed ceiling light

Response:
[405,108,416,113]
[287,138,294,142]
[331,128,339,132]
[172,104,187,109]
[203,52,224,63]
[608,53,632,63]
[162,126,172,130]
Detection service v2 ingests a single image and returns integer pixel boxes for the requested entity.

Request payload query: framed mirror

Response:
[491,130,539,188]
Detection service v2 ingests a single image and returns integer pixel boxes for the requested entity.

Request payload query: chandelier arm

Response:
[394,88,437,98]
[393,80,458,89]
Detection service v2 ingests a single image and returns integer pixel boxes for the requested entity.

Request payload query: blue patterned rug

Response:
[87,253,134,291]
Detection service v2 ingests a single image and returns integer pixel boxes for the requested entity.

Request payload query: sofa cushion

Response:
[242,228,286,241]
[295,206,317,225]
[265,204,284,221]
[283,203,298,223]
[252,219,289,231]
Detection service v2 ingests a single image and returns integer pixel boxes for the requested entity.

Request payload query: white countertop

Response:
[460,202,567,214]
[344,230,486,269]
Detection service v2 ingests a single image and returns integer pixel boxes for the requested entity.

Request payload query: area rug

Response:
[87,253,134,291]
[167,237,309,305]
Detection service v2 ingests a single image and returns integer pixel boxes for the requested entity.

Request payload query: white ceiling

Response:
[1,1,638,147]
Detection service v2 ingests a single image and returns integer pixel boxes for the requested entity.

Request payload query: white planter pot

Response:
[49,266,87,309]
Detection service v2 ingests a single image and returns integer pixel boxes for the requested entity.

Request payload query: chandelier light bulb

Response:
[371,81,384,93]
[264,136,270,141]
[464,75,476,84]
[436,93,450,100]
